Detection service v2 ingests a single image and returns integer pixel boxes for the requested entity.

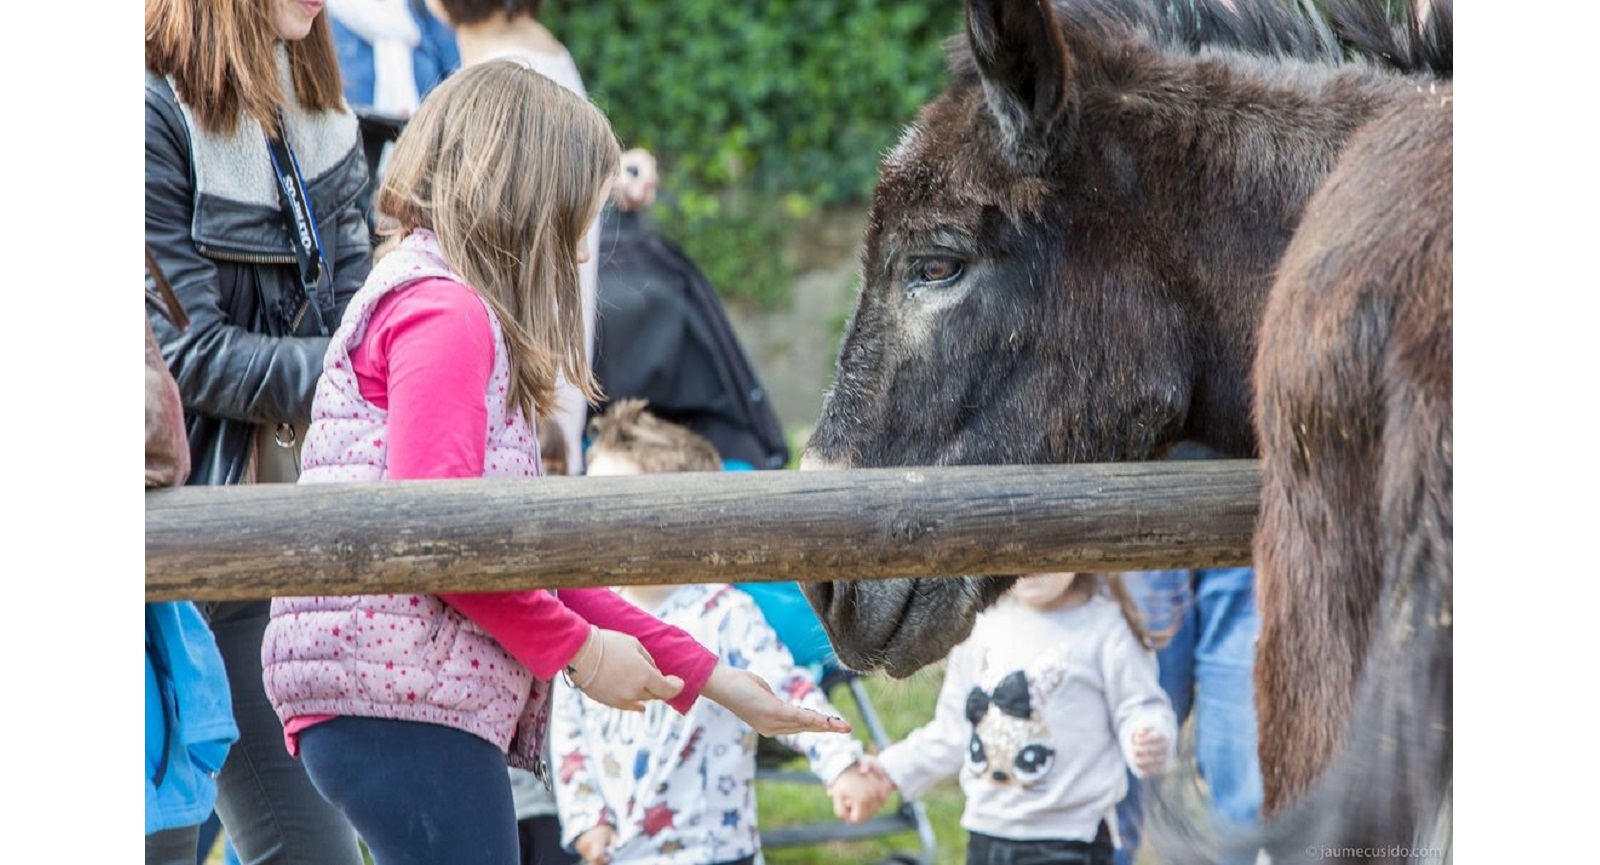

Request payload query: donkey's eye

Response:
[912,257,964,285]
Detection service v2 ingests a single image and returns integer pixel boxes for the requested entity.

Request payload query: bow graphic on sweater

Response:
[963,652,1069,787]
[966,670,1033,724]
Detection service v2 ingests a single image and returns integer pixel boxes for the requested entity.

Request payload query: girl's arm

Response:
[1100,623,1179,777]
[369,279,494,479]
[552,589,851,737]
[366,280,596,679]
[556,588,716,714]
[438,592,593,680]
[717,593,863,783]
[874,641,977,799]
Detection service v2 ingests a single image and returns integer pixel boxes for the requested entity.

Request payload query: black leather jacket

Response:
[145,71,371,486]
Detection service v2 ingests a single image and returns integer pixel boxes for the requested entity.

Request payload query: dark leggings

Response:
[299,716,520,865]
[967,822,1114,865]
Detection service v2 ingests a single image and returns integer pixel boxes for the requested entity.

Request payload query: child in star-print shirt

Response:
[550,582,867,865]
[550,401,870,865]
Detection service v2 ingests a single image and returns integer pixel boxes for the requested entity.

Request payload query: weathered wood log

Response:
[145,461,1260,602]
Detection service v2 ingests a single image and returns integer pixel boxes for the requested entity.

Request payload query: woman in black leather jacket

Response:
[145,1,371,862]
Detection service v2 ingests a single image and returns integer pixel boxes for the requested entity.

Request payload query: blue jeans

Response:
[1114,569,1263,865]
[206,601,364,865]
[299,716,520,865]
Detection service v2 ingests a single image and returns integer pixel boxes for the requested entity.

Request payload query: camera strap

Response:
[264,112,331,336]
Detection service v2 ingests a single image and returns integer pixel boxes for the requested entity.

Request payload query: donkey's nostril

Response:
[803,581,835,617]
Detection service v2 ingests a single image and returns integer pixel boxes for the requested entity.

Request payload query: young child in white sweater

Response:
[832,572,1177,865]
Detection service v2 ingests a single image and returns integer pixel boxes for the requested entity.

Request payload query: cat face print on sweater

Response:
[963,650,1068,786]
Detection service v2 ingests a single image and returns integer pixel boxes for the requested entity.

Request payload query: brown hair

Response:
[435,0,545,26]
[145,0,345,136]
[586,400,722,474]
[375,59,618,426]
[1100,572,1177,645]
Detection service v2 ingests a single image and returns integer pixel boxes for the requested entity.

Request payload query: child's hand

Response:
[569,627,685,712]
[613,148,659,212]
[828,756,896,823]
[1132,728,1169,776]
[575,823,616,865]
[701,665,853,737]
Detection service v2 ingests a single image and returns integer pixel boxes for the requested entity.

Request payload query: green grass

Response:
[757,663,968,865]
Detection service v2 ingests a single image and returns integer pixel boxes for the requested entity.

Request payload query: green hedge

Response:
[544,2,963,306]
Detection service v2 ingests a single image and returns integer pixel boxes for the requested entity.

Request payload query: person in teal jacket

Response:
[146,601,239,864]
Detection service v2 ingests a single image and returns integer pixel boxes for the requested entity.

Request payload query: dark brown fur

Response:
[799,0,1451,860]
[1246,91,1451,857]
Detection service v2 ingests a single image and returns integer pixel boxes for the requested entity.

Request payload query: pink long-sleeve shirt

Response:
[283,278,715,751]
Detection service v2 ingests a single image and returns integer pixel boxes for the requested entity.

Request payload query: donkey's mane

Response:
[945,0,1450,83]
[1325,0,1451,78]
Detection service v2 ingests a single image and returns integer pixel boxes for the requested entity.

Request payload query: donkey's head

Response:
[808,0,1199,475]
[804,0,1365,675]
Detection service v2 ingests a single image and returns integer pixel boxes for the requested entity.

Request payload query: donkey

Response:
[798,0,1451,861]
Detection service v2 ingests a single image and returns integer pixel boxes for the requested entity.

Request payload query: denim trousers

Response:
[967,822,1114,865]
[299,715,521,865]
[1114,568,1264,865]
[206,600,364,865]
[146,825,200,865]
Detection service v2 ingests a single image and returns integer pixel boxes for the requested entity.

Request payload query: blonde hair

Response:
[586,399,723,474]
[375,60,618,426]
[145,0,345,136]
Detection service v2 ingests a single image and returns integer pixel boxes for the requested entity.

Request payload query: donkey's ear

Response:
[966,0,1076,172]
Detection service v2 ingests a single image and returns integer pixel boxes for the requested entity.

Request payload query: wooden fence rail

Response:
[145,461,1260,603]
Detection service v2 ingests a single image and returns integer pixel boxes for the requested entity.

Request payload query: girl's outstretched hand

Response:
[568,627,685,712]
[700,664,853,737]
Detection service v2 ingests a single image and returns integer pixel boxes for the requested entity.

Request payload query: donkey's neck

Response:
[1108,56,1416,454]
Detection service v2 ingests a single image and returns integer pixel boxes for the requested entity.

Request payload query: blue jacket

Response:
[332,2,459,111]
[145,602,238,835]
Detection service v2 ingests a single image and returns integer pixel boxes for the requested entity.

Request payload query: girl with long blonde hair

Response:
[259,60,851,865]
